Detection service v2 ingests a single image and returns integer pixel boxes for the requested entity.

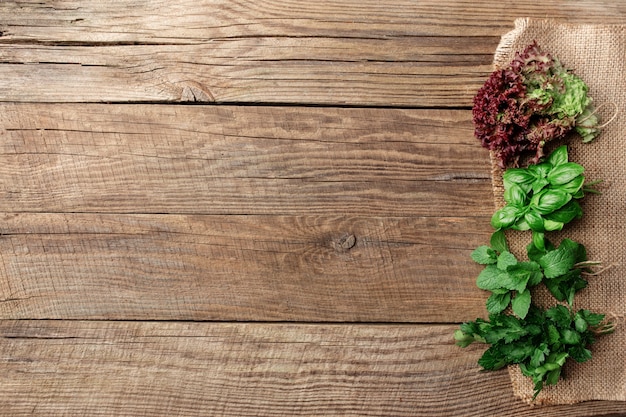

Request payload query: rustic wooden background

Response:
[1,1,625,415]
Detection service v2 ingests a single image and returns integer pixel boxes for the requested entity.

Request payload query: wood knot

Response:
[180,81,215,102]
[335,234,356,251]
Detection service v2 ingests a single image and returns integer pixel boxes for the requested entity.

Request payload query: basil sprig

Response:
[491,146,588,233]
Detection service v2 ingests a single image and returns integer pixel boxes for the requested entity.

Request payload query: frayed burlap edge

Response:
[488,18,626,405]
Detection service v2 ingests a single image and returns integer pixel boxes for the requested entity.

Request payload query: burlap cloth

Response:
[488,18,626,405]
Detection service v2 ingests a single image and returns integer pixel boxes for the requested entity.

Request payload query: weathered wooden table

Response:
[1,1,625,415]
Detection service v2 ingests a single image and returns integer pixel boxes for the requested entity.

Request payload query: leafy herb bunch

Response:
[491,145,594,235]
[472,41,600,168]
[455,304,614,398]
[458,120,612,397]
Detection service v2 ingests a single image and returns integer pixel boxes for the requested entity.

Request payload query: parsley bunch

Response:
[455,305,613,400]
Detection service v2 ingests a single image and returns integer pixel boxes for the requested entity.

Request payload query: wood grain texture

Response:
[1,320,625,417]
[0,212,491,321]
[0,103,492,216]
[0,0,623,105]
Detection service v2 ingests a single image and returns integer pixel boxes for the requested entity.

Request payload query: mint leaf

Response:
[511,289,531,319]
[486,292,511,314]
[539,239,579,278]
[507,261,541,292]
[476,265,505,291]
[497,251,517,271]
[471,246,497,264]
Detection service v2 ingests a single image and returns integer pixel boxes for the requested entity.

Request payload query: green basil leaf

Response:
[532,231,546,252]
[512,289,531,319]
[503,168,536,189]
[530,189,571,214]
[489,230,509,253]
[547,162,584,186]
[547,145,569,166]
[560,175,585,195]
[491,205,520,229]
[524,210,545,232]
[531,178,550,194]
[503,183,527,206]
[486,292,511,314]
[544,200,582,224]
[511,216,530,231]
[528,162,552,179]
[471,246,497,264]
[543,219,564,231]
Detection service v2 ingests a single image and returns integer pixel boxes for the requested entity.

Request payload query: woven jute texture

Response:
[489,18,626,405]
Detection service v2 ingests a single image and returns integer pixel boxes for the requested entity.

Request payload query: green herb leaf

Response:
[491,206,520,229]
[504,183,528,206]
[547,145,569,166]
[486,292,511,314]
[511,289,531,319]
[490,230,509,253]
[476,265,506,291]
[544,200,582,224]
[503,168,535,191]
[560,175,585,195]
[471,245,497,264]
[524,210,545,232]
[497,251,518,271]
[539,239,579,278]
[545,305,572,328]
[547,162,584,186]
[561,329,582,345]
[530,189,572,214]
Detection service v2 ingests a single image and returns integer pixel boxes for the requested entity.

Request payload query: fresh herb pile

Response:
[456,43,613,400]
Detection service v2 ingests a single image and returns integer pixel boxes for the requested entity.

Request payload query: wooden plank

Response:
[0,103,493,216]
[0,212,492,322]
[0,1,623,105]
[0,38,493,106]
[1,320,625,417]
[3,0,624,41]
